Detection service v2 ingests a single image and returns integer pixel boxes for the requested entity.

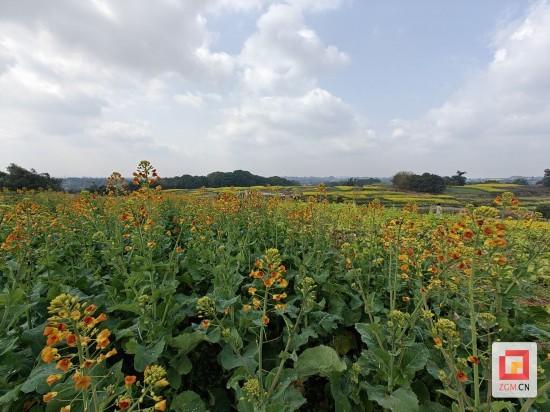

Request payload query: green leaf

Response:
[490,401,516,412]
[266,387,306,412]
[108,302,142,314]
[355,322,384,348]
[20,363,57,393]
[170,354,192,375]
[125,338,165,372]
[218,344,257,372]
[295,345,346,378]
[367,386,419,412]
[0,385,21,405]
[171,391,207,412]
[168,331,206,354]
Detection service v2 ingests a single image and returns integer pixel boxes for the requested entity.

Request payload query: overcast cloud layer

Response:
[0,0,549,177]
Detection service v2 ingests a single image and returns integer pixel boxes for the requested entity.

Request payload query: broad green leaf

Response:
[168,331,206,354]
[296,345,346,378]
[125,338,165,372]
[171,391,207,412]
[20,363,57,394]
[367,386,419,412]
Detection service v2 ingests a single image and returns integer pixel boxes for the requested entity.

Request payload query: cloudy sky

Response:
[1,0,549,177]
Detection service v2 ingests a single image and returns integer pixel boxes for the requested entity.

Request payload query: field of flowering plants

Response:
[1,167,549,411]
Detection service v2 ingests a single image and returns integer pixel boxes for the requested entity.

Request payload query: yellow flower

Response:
[155,378,169,388]
[43,391,58,402]
[41,346,60,364]
[242,304,251,312]
[248,287,257,295]
[72,372,92,390]
[46,374,62,386]
[154,399,167,411]
[252,297,261,310]
[60,406,71,412]
[96,328,111,349]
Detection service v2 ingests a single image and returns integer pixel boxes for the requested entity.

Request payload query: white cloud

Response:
[238,2,349,94]
[390,0,550,175]
[212,88,372,155]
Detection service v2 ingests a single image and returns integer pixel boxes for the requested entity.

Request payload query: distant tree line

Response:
[539,169,550,187]
[0,164,62,191]
[391,170,471,194]
[326,177,381,187]
[160,170,296,189]
[392,171,447,194]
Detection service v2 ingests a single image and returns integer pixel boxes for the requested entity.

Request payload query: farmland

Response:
[0,176,549,411]
[166,182,550,211]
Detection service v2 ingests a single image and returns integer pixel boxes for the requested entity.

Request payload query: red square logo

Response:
[499,349,530,380]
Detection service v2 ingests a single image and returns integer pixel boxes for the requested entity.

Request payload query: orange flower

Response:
[462,229,474,240]
[105,348,118,358]
[72,372,92,390]
[96,329,111,349]
[272,293,287,301]
[82,316,96,327]
[95,313,107,323]
[118,398,132,410]
[494,255,507,266]
[65,333,77,347]
[242,304,251,312]
[252,298,261,310]
[456,371,468,383]
[41,346,60,363]
[81,359,95,368]
[125,375,137,387]
[248,287,257,295]
[275,303,286,311]
[263,277,275,288]
[47,333,61,346]
[199,319,210,329]
[433,336,443,348]
[154,399,167,411]
[43,326,57,337]
[60,406,71,412]
[278,278,288,288]
[262,315,270,326]
[46,374,62,386]
[467,355,480,365]
[84,304,97,314]
[56,358,72,372]
[43,391,58,402]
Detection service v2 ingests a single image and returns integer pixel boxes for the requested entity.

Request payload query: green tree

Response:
[0,164,62,190]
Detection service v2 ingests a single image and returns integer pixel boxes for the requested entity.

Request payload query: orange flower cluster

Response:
[247,248,289,325]
[41,294,115,409]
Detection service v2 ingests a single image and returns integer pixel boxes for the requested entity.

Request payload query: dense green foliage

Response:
[0,164,62,191]
[392,171,447,194]
[539,169,550,187]
[326,178,381,187]
[161,170,296,189]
